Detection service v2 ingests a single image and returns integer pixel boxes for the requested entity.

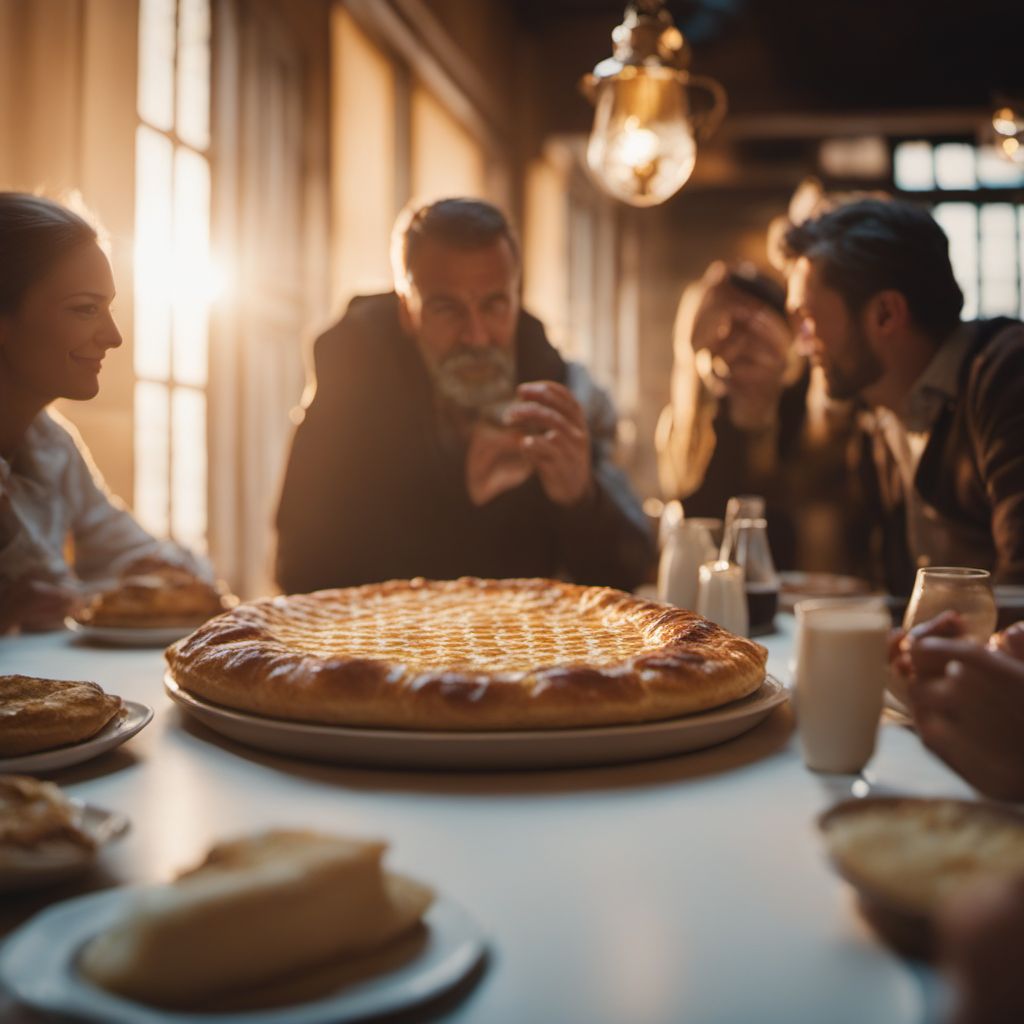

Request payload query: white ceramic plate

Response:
[66,618,200,648]
[0,701,153,773]
[164,673,787,770]
[0,886,486,1024]
[0,802,129,893]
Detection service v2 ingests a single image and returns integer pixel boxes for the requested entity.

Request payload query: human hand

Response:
[904,633,1024,800]
[939,875,1024,1024]
[709,308,790,430]
[503,381,592,507]
[991,620,1024,659]
[891,610,966,679]
[465,421,534,506]
[0,576,80,633]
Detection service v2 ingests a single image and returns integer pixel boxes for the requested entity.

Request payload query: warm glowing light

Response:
[586,72,697,207]
[993,106,1023,137]
[1001,136,1024,163]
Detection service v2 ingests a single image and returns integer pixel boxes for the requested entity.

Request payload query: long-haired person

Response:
[0,192,203,632]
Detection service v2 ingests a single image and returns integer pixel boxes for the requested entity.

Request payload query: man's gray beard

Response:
[429,347,517,414]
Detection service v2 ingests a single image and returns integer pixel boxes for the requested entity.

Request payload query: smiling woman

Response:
[0,192,207,633]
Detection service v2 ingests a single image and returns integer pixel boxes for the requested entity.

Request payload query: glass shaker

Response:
[720,516,779,635]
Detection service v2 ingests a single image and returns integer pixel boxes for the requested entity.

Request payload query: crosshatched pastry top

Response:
[165,578,768,731]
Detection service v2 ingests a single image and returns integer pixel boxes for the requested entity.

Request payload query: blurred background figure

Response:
[656,259,859,572]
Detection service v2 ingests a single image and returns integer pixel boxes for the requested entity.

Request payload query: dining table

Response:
[0,613,973,1024]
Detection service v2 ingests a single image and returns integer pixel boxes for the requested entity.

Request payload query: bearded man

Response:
[274,198,654,594]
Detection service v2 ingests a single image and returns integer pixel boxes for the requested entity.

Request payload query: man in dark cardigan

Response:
[274,199,654,595]
[784,198,1024,595]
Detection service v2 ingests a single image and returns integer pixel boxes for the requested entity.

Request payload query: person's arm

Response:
[558,364,655,591]
[905,624,1024,800]
[274,321,402,593]
[971,326,1024,583]
[56,415,205,585]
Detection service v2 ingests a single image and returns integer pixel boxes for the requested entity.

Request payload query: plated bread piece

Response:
[78,830,433,1007]
[0,676,123,756]
[166,577,767,731]
[76,566,231,629]
[0,775,95,864]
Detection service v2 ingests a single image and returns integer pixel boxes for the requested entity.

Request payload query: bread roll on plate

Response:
[78,830,433,1007]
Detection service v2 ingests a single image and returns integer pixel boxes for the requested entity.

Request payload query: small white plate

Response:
[0,802,130,893]
[0,886,486,1024]
[165,673,787,771]
[66,619,199,648]
[0,701,153,773]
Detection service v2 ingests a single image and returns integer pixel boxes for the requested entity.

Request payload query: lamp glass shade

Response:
[586,69,696,207]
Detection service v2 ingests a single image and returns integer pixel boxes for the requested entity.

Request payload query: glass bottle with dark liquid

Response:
[720,516,779,635]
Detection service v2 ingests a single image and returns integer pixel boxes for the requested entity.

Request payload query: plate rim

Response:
[66,618,199,645]
[0,802,130,890]
[164,671,787,744]
[0,884,486,1024]
[0,700,154,773]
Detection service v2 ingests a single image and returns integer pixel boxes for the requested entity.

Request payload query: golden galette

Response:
[166,578,767,731]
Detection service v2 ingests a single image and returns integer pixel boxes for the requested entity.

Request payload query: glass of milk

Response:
[794,599,892,774]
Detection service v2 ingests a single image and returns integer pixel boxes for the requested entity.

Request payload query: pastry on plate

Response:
[0,675,123,756]
[79,830,434,1007]
[166,576,767,731]
[0,774,95,866]
[820,797,1024,957]
[77,565,232,629]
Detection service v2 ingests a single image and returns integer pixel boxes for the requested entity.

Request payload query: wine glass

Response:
[902,566,998,642]
[893,567,998,710]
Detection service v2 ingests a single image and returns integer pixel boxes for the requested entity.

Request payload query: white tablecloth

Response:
[0,616,970,1024]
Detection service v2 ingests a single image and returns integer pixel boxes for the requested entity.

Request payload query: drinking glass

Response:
[902,567,998,643]
[720,516,779,635]
[794,600,891,774]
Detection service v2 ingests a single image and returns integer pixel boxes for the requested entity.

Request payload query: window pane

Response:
[177,0,211,151]
[331,7,396,305]
[138,0,176,131]
[1019,207,1024,320]
[934,143,977,190]
[977,145,1024,188]
[934,203,979,320]
[134,380,170,536]
[172,147,210,387]
[134,125,174,380]
[893,141,934,191]
[979,204,1018,317]
[411,84,486,205]
[171,387,207,552]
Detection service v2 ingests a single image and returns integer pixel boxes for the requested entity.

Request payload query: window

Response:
[893,140,1024,320]
[329,6,490,311]
[134,0,213,552]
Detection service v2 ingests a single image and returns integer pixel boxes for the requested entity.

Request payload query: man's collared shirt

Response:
[875,325,995,572]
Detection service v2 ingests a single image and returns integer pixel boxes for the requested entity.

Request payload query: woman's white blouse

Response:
[0,409,199,592]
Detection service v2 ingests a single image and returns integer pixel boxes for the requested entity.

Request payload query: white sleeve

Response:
[54,414,208,586]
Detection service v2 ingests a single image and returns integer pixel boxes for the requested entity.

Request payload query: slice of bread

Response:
[78,830,433,1007]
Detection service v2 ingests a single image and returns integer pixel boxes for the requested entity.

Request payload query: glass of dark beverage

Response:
[721,516,779,635]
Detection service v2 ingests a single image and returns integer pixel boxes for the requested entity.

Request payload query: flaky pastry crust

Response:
[0,676,123,756]
[166,578,767,731]
[77,572,230,628]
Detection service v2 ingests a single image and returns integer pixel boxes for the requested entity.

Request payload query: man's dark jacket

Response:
[860,318,1024,594]
[275,293,655,594]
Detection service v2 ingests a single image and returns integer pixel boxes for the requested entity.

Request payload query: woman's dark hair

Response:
[391,197,519,291]
[783,198,964,341]
[724,264,788,319]
[0,192,98,314]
